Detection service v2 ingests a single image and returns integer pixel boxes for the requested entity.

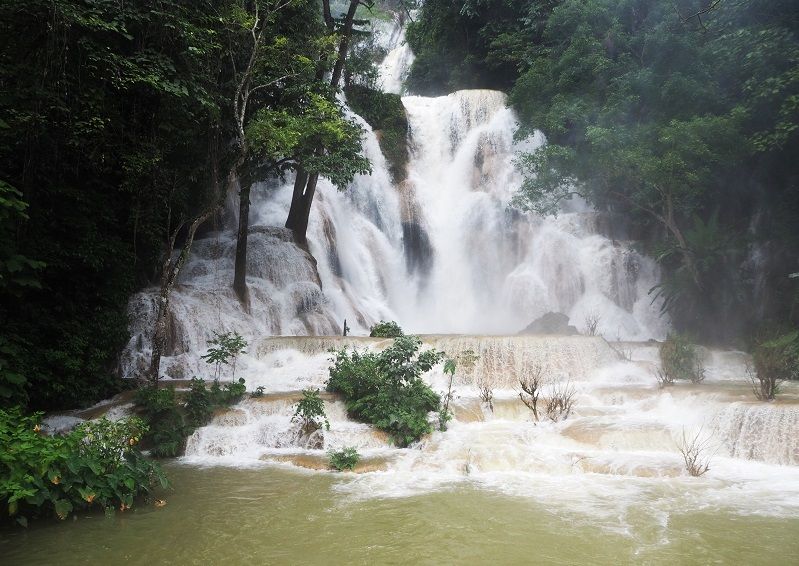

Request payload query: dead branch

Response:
[583,312,601,337]
[747,362,780,401]
[477,375,494,413]
[519,364,545,421]
[673,0,723,31]
[545,378,576,422]
[654,368,675,388]
[677,427,713,477]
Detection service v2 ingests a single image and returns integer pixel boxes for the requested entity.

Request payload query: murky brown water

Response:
[2,463,798,565]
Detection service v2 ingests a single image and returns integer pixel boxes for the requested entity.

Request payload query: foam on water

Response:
[110,16,799,529]
[178,335,799,523]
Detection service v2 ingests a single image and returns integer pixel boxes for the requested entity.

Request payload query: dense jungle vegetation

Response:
[0,0,377,410]
[407,0,799,344]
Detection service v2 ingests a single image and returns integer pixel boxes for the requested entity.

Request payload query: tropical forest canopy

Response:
[0,0,373,410]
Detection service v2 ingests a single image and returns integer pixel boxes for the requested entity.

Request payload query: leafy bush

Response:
[751,330,799,400]
[292,389,329,433]
[201,332,247,381]
[222,378,247,402]
[328,447,360,471]
[327,334,444,447]
[659,334,705,383]
[184,378,213,429]
[134,386,187,458]
[136,377,249,456]
[369,320,404,338]
[251,386,265,398]
[0,409,167,525]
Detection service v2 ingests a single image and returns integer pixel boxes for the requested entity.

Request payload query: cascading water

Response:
[114,15,799,529]
[121,21,665,378]
[180,334,799,522]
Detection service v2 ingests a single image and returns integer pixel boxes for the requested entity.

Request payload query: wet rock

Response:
[518,312,579,335]
[41,415,85,435]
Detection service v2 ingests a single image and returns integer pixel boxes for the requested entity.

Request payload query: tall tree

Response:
[285,0,373,245]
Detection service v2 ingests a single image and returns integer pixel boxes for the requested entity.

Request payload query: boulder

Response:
[518,312,580,335]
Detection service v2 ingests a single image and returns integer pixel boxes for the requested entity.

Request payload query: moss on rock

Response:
[344,85,408,182]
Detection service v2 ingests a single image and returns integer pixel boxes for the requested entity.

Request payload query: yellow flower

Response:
[33,424,41,432]
[51,476,60,485]
[85,494,96,503]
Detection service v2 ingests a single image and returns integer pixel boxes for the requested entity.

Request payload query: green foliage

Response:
[0,409,167,525]
[222,378,247,403]
[0,336,29,408]
[290,94,372,189]
[369,320,404,338]
[135,376,248,457]
[251,386,266,398]
[201,332,248,381]
[344,85,409,181]
[328,447,360,471]
[292,388,330,433]
[0,0,370,411]
[659,334,705,384]
[134,386,187,458]
[0,0,235,410]
[504,0,799,340]
[753,329,799,384]
[0,181,44,296]
[327,334,444,446]
[405,0,539,95]
[185,378,214,429]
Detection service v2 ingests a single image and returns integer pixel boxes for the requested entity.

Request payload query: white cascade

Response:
[120,17,666,380]
[377,18,414,94]
[138,17,799,521]
[181,334,799,521]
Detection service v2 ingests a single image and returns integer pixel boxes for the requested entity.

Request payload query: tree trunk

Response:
[149,207,217,384]
[233,179,251,306]
[330,0,360,88]
[286,172,319,246]
[286,0,359,244]
[285,166,309,241]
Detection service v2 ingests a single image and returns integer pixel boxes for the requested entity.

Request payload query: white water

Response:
[377,18,414,94]
[181,334,799,523]
[121,28,666,379]
[109,17,799,532]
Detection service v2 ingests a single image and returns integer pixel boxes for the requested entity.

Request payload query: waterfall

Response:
[713,403,799,465]
[120,16,666,380]
[112,16,799,525]
[377,19,414,94]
